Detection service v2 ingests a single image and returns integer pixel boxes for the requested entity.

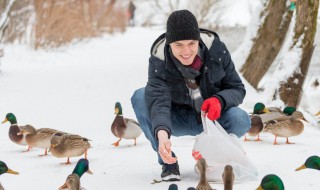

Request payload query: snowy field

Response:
[1,0,320,189]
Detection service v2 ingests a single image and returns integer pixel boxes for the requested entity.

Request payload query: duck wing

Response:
[124,118,139,126]
[263,118,291,136]
[62,135,91,149]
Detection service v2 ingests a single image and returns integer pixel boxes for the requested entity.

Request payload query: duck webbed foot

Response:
[111,138,122,147]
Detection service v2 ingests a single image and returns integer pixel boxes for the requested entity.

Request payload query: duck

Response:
[0,160,19,190]
[111,102,142,147]
[58,158,93,190]
[1,113,29,148]
[18,125,62,156]
[195,158,213,190]
[222,165,234,190]
[168,184,178,190]
[256,174,284,190]
[245,114,264,141]
[50,133,91,164]
[295,155,320,171]
[263,111,307,145]
[245,103,289,141]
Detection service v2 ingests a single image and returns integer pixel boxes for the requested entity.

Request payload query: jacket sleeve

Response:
[145,57,172,138]
[215,42,246,112]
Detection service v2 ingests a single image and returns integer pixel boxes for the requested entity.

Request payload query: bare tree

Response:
[240,0,293,89]
[278,0,319,107]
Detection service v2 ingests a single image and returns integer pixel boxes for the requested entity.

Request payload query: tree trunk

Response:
[240,0,292,89]
[279,0,319,107]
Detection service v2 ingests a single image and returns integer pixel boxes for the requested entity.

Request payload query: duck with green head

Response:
[111,102,142,147]
[1,113,29,149]
[245,102,272,141]
[295,155,320,171]
[263,111,307,145]
[256,174,284,190]
[59,158,93,190]
[0,161,19,190]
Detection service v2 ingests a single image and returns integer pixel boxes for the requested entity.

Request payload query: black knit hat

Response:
[165,10,200,44]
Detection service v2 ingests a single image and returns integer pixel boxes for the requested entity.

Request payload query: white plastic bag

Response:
[192,112,258,182]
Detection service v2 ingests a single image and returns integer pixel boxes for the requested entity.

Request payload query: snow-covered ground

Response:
[1,1,320,189]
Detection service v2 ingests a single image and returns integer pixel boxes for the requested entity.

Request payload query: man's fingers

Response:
[158,147,176,164]
[162,150,177,164]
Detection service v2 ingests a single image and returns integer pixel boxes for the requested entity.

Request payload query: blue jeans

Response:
[131,87,251,165]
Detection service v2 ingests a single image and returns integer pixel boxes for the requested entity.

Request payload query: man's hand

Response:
[157,130,177,164]
[201,97,221,120]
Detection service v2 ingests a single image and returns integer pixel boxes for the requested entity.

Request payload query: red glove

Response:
[201,97,221,120]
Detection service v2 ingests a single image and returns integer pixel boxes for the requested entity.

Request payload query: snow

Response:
[1,1,320,190]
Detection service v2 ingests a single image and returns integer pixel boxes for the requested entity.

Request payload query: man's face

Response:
[170,40,199,66]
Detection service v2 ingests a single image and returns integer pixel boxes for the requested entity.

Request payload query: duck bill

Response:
[87,169,93,174]
[256,185,263,190]
[7,168,19,175]
[1,118,8,124]
[114,108,119,115]
[263,108,270,113]
[295,164,306,171]
[302,117,309,123]
[49,144,56,152]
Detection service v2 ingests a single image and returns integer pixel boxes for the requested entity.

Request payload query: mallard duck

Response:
[59,158,93,190]
[222,165,234,190]
[195,158,213,190]
[263,111,307,145]
[256,174,284,190]
[0,161,19,190]
[168,184,178,190]
[18,125,61,156]
[245,115,264,141]
[111,102,142,147]
[50,133,91,164]
[1,113,29,148]
[245,103,289,141]
[295,155,320,171]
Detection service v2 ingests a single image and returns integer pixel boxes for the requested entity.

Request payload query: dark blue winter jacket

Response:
[145,29,246,137]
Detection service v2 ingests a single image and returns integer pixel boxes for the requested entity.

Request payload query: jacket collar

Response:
[150,29,217,61]
[150,29,224,80]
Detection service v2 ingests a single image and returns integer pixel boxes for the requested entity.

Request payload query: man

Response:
[131,10,250,181]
